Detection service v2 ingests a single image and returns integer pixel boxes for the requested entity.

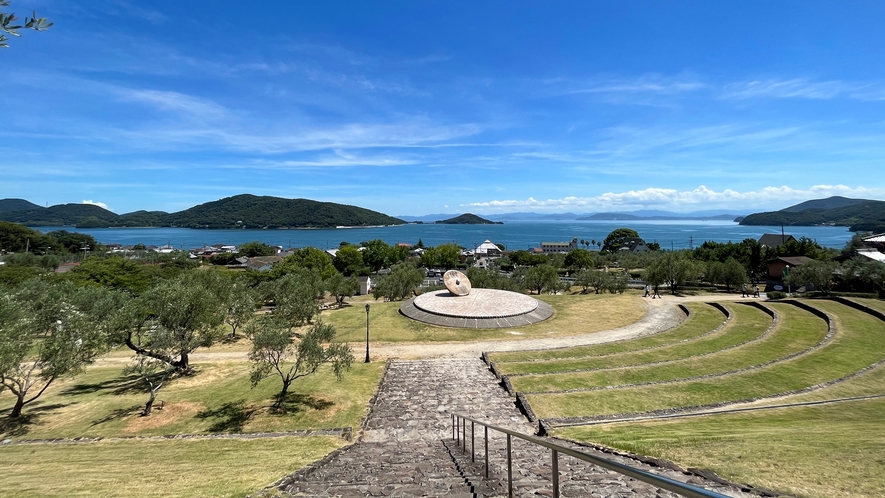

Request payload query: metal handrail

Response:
[451,412,729,498]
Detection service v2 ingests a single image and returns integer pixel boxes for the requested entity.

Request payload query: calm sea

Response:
[31,221,854,251]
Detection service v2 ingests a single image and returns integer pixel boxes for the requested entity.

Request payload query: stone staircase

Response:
[261,359,752,498]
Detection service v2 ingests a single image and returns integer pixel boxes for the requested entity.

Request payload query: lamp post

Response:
[364,303,371,363]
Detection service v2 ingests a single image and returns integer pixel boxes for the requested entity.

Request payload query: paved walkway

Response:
[261,358,754,497]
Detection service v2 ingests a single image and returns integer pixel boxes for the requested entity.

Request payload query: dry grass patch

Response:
[0,436,344,498]
[0,361,385,440]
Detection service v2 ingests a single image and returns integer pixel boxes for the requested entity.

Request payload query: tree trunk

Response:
[273,380,292,412]
[143,390,157,416]
[173,352,190,372]
[9,395,25,418]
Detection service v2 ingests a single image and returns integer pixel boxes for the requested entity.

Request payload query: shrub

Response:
[767,291,787,300]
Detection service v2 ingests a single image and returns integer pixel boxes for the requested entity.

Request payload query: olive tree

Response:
[326,272,359,308]
[0,1,52,49]
[372,261,424,301]
[786,260,839,295]
[248,317,353,412]
[1,281,113,418]
[122,271,226,373]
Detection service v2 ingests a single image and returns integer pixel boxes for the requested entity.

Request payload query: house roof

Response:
[245,255,282,270]
[475,240,501,254]
[858,248,885,263]
[759,234,797,247]
[768,256,814,266]
[864,233,885,243]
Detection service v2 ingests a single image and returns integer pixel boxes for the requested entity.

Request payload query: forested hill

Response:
[739,197,885,232]
[166,195,404,228]
[0,198,43,213]
[0,195,405,229]
[434,213,503,224]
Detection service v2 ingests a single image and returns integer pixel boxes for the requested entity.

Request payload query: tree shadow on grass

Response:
[276,393,334,415]
[90,404,143,428]
[60,373,145,397]
[0,403,71,438]
[195,399,259,433]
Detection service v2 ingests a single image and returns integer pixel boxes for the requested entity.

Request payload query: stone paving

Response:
[261,358,754,498]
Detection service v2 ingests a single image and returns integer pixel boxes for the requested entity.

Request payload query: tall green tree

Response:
[434,243,461,269]
[275,247,336,279]
[238,241,277,257]
[248,318,353,412]
[333,245,366,276]
[602,228,640,253]
[564,248,594,271]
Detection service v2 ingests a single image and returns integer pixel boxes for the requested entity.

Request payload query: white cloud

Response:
[721,78,885,101]
[118,89,229,120]
[463,185,885,213]
[83,199,111,210]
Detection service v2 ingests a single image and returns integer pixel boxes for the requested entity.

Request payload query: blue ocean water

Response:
[31,220,855,251]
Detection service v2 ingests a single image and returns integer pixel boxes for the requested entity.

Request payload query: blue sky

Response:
[4,1,885,216]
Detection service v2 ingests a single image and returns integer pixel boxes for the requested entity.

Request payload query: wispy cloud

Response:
[464,185,885,213]
[541,72,707,107]
[117,89,229,120]
[722,77,885,101]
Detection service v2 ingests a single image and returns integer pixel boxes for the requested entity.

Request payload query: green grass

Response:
[323,293,645,344]
[528,301,885,418]
[511,303,813,392]
[0,361,385,440]
[499,303,769,377]
[489,302,722,364]
[0,436,344,498]
[555,399,885,498]
[848,297,885,315]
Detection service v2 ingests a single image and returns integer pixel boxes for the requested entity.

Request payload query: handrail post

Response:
[552,449,559,498]
[452,414,455,441]
[507,433,513,498]
[455,416,459,444]
[484,425,489,479]
[462,418,466,453]
[471,421,475,462]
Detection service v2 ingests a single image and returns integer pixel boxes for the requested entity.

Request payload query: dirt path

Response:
[94,293,761,366]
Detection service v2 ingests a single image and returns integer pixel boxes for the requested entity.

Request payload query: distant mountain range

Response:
[397,209,745,223]
[0,195,405,229]
[739,196,885,232]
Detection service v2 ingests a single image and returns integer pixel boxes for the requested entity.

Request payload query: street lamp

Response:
[364,303,371,363]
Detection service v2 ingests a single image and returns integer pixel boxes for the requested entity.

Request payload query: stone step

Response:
[261,358,752,498]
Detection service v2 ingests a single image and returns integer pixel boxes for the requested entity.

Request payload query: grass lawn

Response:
[526,300,885,418]
[499,303,770,377]
[555,398,885,498]
[511,302,810,392]
[321,293,646,344]
[0,361,385,440]
[488,301,716,364]
[848,297,885,315]
[0,436,344,498]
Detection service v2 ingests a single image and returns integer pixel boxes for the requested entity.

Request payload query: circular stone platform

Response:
[399,289,554,329]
